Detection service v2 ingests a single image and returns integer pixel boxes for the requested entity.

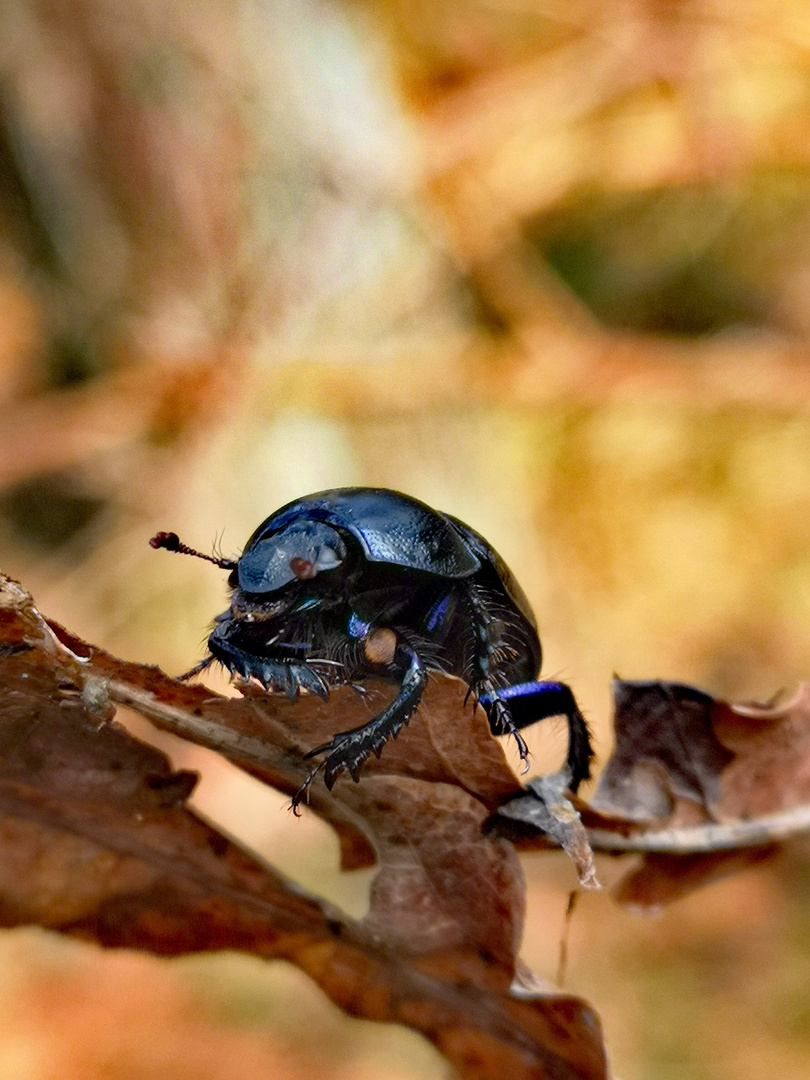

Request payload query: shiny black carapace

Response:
[151,488,592,806]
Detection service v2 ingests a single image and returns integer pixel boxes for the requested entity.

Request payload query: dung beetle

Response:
[151,487,592,807]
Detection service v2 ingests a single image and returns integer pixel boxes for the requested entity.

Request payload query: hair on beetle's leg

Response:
[517,680,593,790]
[459,584,534,767]
[562,700,594,791]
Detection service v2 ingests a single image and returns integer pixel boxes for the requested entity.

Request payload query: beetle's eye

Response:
[228,568,239,589]
[289,556,316,579]
[237,522,345,593]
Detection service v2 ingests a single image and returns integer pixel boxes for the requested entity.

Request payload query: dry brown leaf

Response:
[486,773,599,890]
[611,847,779,911]
[49,608,597,966]
[0,573,607,1080]
[586,680,810,909]
[488,679,810,910]
[588,681,734,823]
[585,679,810,834]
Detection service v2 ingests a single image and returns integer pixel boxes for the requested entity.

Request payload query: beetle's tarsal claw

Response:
[259,664,275,690]
[296,642,427,792]
[291,763,323,810]
[514,730,529,764]
[294,663,329,700]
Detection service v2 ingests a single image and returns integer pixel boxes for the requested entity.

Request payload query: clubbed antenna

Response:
[149,531,237,571]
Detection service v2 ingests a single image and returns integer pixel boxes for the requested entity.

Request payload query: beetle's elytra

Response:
[151,488,593,807]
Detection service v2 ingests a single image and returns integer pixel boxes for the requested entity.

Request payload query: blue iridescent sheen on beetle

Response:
[151,488,593,807]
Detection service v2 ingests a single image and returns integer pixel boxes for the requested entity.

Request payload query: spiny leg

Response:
[209,636,329,700]
[479,680,593,791]
[250,657,329,699]
[483,692,530,769]
[461,583,531,768]
[292,639,427,809]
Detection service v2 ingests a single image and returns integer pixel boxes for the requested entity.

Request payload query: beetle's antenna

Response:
[149,531,237,571]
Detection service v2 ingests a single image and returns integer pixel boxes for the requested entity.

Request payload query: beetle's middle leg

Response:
[293,637,427,808]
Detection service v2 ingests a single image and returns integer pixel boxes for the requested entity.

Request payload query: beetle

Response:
[151,487,593,807]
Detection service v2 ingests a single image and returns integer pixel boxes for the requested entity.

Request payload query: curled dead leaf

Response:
[582,679,810,909]
[0,573,608,1080]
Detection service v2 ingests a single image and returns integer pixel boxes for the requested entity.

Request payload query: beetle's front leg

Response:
[293,637,427,809]
[208,630,329,700]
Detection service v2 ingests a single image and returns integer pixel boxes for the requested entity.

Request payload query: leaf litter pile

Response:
[2,573,810,1078]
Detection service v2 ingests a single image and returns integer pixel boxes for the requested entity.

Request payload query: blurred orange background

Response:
[1,1,810,1077]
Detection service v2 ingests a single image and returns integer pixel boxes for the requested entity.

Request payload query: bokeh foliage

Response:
[1,1,810,1078]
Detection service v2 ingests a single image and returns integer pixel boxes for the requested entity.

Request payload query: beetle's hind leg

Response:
[292,640,427,809]
[479,680,593,792]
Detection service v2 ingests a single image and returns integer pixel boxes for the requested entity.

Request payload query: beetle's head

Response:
[236,521,347,594]
[150,521,347,597]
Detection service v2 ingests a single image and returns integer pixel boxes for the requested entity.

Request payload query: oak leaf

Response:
[0,574,607,1080]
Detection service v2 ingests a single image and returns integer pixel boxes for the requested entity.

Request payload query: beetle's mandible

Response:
[151,488,593,807]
